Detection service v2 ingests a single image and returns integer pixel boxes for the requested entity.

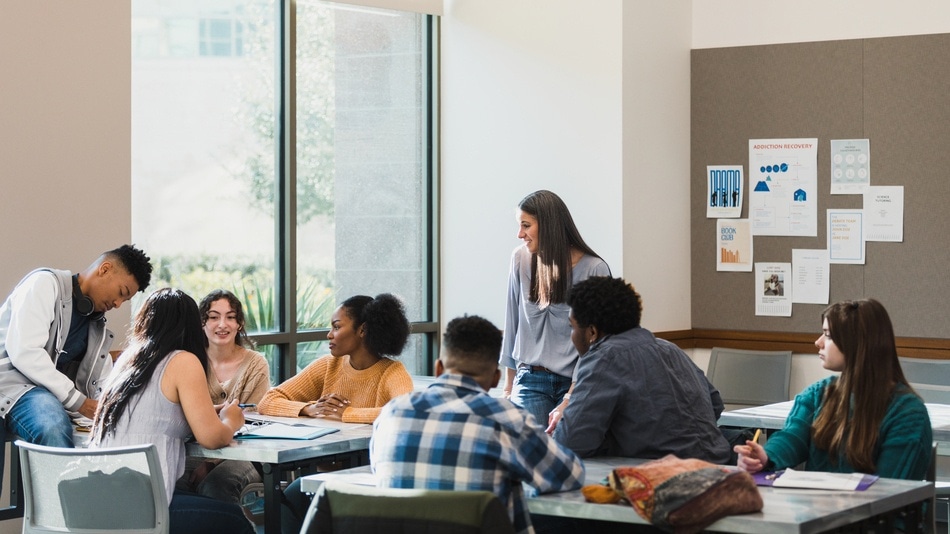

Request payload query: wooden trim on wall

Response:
[655,329,950,360]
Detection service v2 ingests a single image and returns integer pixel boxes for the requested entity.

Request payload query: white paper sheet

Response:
[830,139,870,195]
[791,249,829,304]
[863,185,903,242]
[717,219,753,272]
[749,139,818,236]
[827,209,865,264]
[772,468,864,491]
[755,262,792,317]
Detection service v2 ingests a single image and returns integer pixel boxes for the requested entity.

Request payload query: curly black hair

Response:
[443,315,502,364]
[567,276,642,335]
[341,293,410,357]
[105,244,152,291]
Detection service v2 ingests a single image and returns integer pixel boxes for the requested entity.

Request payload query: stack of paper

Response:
[770,468,878,491]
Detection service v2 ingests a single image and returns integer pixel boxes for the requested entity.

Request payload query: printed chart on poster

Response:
[716,219,753,272]
[749,139,818,236]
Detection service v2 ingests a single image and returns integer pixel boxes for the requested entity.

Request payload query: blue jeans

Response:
[6,387,75,447]
[511,367,572,428]
[170,490,254,534]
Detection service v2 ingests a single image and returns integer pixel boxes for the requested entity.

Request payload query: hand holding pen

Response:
[734,428,769,474]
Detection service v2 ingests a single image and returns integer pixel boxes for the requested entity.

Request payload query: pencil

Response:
[752,428,762,445]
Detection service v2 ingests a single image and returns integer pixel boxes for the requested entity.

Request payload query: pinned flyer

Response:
[863,186,903,242]
[717,219,753,272]
[830,139,870,195]
[827,209,865,264]
[755,262,792,317]
[707,165,744,218]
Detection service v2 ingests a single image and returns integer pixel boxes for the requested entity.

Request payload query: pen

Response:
[751,428,762,445]
[238,403,256,409]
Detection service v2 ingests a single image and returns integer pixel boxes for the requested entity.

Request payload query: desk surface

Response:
[185,414,372,463]
[718,401,950,443]
[300,457,933,534]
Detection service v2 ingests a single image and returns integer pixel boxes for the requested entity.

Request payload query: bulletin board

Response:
[690,33,950,339]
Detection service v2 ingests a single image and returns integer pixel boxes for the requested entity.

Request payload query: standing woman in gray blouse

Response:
[500,190,609,432]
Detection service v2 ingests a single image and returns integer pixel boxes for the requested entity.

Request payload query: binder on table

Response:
[235,422,339,440]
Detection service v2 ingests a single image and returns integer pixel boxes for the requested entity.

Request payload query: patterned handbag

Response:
[605,455,762,533]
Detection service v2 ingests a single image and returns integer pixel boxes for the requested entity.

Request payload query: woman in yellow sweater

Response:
[258,293,413,424]
[263,293,412,533]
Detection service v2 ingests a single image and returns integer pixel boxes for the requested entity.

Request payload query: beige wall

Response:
[0,2,136,339]
[693,0,950,48]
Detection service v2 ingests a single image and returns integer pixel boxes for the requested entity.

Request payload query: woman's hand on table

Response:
[300,393,350,420]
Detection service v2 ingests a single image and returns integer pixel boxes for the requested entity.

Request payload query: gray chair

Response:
[16,440,168,534]
[900,357,950,405]
[301,480,515,534]
[707,347,792,406]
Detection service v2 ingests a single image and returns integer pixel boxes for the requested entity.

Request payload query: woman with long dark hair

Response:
[736,299,932,479]
[176,289,270,505]
[500,190,609,432]
[91,288,253,534]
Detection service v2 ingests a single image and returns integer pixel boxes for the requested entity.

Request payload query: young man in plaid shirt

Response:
[371,315,585,533]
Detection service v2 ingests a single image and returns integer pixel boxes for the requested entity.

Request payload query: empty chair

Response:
[301,480,515,534]
[16,440,168,534]
[899,357,950,405]
[707,347,792,407]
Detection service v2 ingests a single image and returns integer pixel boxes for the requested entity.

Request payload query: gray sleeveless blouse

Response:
[97,350,193,503]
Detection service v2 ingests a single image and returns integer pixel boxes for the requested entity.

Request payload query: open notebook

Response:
[235,421,339,440]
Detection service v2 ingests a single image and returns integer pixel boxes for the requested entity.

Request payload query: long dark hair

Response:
[92,288,208,443]
[519,190,600,308]
[812,299,911,472]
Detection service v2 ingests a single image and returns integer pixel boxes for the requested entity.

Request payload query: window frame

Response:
[246,1,440,382]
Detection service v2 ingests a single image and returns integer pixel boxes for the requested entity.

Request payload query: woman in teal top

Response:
[736,299,932,480]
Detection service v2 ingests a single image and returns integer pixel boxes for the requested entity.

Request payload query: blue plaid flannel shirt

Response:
[370,373,585,533]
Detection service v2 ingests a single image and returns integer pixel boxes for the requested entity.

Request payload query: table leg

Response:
[262,462,281,534]
[0,441,24,521]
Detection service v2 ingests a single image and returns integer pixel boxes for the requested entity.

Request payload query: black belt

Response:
[518,363,555,373]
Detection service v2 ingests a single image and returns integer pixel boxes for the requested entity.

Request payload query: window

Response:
[131,0,438,382]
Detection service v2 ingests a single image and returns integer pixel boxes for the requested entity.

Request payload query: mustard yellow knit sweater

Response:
[258,354,413,423]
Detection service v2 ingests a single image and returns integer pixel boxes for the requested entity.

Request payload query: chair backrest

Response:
[301,480,515,534]
[16,440,169,534]
[707,347,793,406]
[900,357,950,404]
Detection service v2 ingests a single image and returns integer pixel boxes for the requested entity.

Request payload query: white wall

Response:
[440,0,695,332]
[0,2,136,338]
[692,0,950,49]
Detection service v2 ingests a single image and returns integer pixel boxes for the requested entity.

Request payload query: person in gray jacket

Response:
[553,276,731,464]
[0,244,152,451]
